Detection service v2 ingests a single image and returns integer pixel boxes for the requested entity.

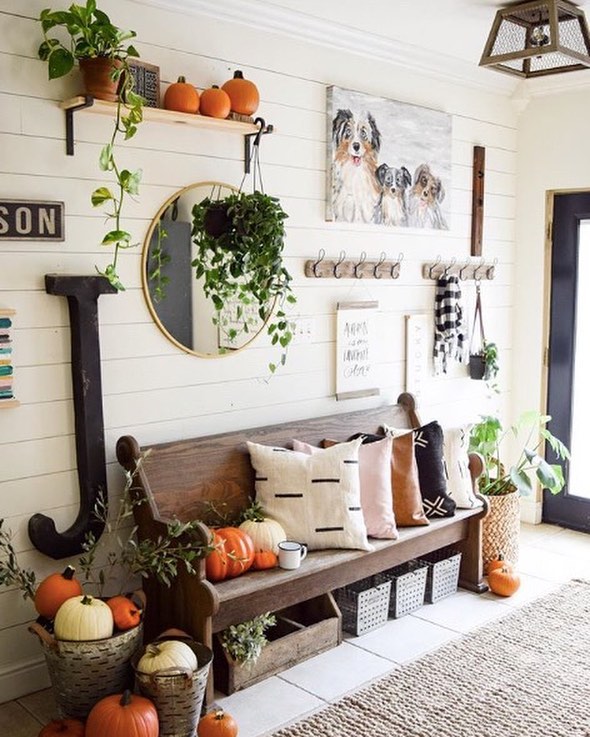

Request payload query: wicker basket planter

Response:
[482,491,520,572]
[134,633,212,737]
[29,620,143,719]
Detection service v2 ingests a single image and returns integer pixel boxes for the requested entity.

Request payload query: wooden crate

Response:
[213,593,341,694]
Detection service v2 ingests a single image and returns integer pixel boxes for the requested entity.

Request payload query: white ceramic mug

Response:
[278,540,308,570]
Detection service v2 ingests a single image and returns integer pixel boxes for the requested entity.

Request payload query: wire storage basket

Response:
[419,548,462,604]
[134,632,212,737]
[29,620,143,719]
[374,560,428,618]
[333,577,391,636]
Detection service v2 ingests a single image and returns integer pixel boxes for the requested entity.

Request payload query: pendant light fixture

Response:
[479,0,590,78]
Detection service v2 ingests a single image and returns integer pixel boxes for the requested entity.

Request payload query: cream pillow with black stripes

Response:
[246,437,373,552]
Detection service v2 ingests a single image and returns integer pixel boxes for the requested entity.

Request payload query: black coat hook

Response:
[313,248,326,277]
[333,250,346,279]
[374,251,386,279]
[354,251,367,278]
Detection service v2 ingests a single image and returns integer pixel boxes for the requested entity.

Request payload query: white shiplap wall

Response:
[0,0,517,700]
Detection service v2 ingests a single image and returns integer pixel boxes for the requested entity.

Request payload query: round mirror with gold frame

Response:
[142,181,271,357]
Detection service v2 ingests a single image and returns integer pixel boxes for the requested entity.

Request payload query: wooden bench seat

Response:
[116,394,488,703]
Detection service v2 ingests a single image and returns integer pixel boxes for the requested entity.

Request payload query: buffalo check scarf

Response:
[433,275,468,374]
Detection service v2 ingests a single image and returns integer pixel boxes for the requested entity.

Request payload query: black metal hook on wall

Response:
[333,250,346,278]
[312,248,326,277]
[391,252,404,279]
[244,117,274,174]
[354,251,367,278]
[374,251,386,279]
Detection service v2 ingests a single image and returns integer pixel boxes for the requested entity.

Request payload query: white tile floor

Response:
[2,522,589,737]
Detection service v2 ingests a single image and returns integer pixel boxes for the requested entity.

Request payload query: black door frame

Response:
[542,190,590,531]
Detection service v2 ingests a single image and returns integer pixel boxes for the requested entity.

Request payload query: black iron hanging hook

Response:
[244,117,274,175]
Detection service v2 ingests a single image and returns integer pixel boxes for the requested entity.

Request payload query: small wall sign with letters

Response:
[0,200,65,241]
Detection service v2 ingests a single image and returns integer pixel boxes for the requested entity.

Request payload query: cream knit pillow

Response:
[247,438,373,551]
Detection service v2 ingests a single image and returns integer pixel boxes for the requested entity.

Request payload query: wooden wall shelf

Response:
[60,96,274,172]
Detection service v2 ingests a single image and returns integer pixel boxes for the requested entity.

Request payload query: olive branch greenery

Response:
[0,522,37,602]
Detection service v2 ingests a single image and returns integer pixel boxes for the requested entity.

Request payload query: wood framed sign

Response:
[128,60,160,108]
[336,301,379,400]
[0,199,64,240]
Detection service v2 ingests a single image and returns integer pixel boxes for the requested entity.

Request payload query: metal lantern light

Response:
[479,0,590,77]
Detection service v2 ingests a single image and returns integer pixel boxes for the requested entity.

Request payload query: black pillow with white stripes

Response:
[413,421,456,518]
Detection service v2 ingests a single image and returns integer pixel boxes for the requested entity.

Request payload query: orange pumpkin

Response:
[222,70,259,116]
[206,530,229,582]
[34,566,83,620]
[38,718,85,737]
[106,595,142,631]
[217,527,255,578]
[252,550,278,570]
[486,552,514,575]
[200,85,231,119]
[488,566,521,597]
[164,76,200,114]
[85,690,158,737]
[197,709,239,737]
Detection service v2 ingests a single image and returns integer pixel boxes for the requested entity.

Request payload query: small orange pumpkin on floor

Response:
[197,709,239,737]
[38,718,85,737]
[164,76,200,114]
[488,566,521,597]
[486,552,514,575]
[85,690,158,737]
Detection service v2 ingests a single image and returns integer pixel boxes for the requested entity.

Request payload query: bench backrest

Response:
[116,397,418,526]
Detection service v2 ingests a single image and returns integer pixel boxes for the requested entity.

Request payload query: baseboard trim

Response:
[520,498,543,524]
[0,656,50,704]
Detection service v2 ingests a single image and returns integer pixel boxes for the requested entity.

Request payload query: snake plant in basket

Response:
[191,190,296,374]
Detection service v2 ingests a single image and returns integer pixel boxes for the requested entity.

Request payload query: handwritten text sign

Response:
[336,301,379,400]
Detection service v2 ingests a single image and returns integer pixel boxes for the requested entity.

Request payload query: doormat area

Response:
[273,579,590,737]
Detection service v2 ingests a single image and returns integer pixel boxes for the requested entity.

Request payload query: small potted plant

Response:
[469,412,569,571]
[37,0,145,290]
[469,340,499,382]
[38,0,140,101]
[191,190,297,373]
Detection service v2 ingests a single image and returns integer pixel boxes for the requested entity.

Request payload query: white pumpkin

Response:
[137,640,198,674]
[239,517,286,554]
[54,595,114,641]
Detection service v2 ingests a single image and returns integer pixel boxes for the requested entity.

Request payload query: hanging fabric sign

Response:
[336,301,379,400]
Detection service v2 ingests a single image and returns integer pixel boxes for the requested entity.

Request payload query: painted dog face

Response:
[332,108,381,167]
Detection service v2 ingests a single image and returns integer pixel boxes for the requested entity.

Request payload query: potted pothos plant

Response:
[38,0,144,290]
[191,190,296,373]
[469,340,499,383]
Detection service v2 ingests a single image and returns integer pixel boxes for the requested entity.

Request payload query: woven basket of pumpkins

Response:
[133,629,213,737]
[28,565,145,720]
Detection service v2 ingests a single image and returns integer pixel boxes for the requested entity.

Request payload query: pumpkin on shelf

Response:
[239,500,286,555]
[252,550,278,570]
[222,70,259,116]
[85,690,158,737]
[54,594,114,641]
[200,85,231,119]
[488,566,521,597]
[106,595,142,631]
[34,565,83,620]
[197,709,239,737]
[164,75,200,114]
[206,527,255,581]
[137,639,198,674]
[38,718,85,737]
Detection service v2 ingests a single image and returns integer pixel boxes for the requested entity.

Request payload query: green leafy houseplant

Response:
[38,0,144,290]
[469,411,570,497]
[219,612,277,666]
[470,340,499,384]
[191,191,296,373]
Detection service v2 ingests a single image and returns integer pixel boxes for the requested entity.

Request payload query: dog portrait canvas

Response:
[326,86,452,230]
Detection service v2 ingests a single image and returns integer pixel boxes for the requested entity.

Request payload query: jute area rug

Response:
[273,579,590,737]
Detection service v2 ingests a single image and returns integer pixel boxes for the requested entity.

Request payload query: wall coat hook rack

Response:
[422,256,497,281]
[305,250,404,280]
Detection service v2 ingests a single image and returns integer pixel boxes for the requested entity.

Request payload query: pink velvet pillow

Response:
[293,437,398,540]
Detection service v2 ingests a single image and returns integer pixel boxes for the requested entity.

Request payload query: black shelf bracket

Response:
[65,95,94,155]
[244,117,274,174]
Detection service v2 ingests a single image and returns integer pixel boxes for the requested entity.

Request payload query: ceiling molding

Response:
[133,0,518,96]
